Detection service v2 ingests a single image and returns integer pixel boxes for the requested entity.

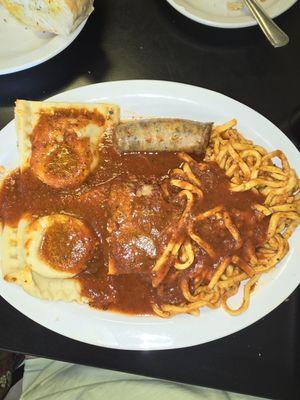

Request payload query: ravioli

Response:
[0,213,98,303]
[15,100,120,189]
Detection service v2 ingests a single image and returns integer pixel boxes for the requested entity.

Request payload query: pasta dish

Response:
[0,101,299,318]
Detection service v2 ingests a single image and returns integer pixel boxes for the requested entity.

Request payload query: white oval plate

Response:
[0,4,87,75]
[166,0,297,28]
[0,80,299,350]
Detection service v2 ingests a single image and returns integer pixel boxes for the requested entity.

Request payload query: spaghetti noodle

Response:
[152,121,300,317]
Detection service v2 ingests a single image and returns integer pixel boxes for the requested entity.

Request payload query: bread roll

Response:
[0,0,94,35]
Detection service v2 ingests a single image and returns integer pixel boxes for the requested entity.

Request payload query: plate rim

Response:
[165,0,298,28]
[0,79,299,351]
[0,13,87,76]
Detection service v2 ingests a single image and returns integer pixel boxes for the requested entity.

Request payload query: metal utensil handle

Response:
[244,0,289,48]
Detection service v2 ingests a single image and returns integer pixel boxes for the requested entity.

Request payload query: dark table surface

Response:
[0,1,299,399]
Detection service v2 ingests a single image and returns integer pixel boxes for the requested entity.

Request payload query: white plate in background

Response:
[0,80,299,350]
[0,5,87,75]
[166,0,297,28]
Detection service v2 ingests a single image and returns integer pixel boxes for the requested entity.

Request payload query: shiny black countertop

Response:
[0,1,299,399]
